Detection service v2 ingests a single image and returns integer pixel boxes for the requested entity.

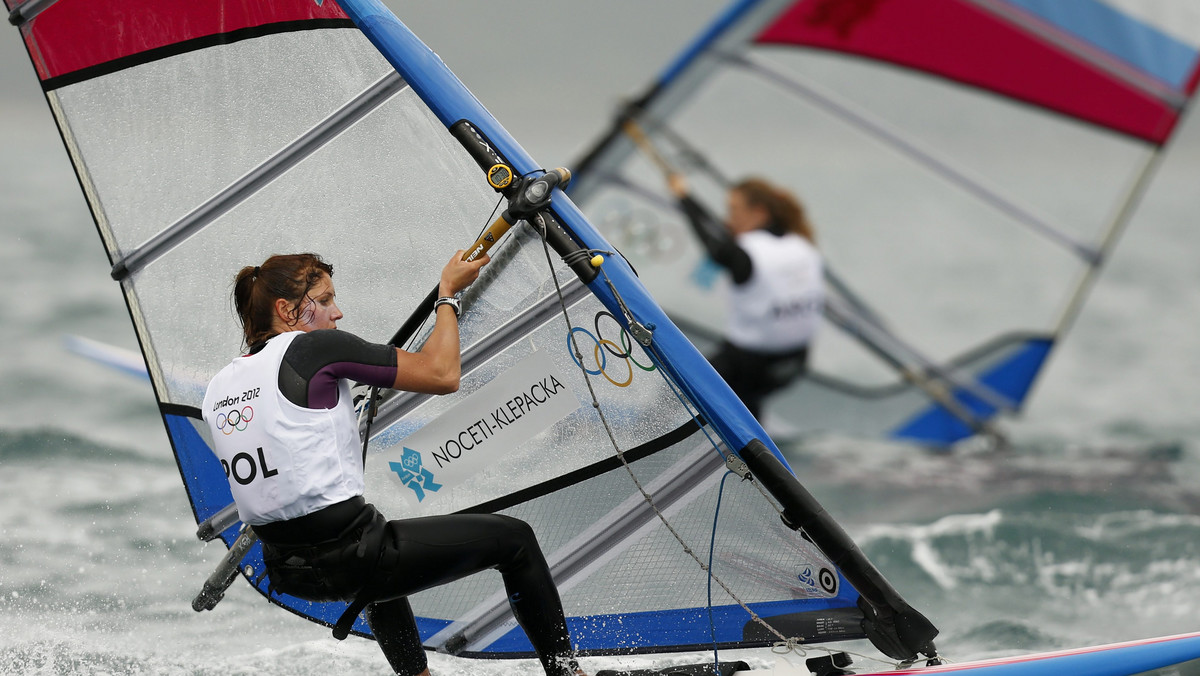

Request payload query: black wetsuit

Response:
[250,330,578,676]
[678,195,811,419]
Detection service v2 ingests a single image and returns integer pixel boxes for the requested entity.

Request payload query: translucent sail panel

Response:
[578,55,1146,377]
[362,279,696,520]
[392,426,859,655]
[766,334,1053,444]
[46,27,393,257]
[755,0,1200,144]
[122,81,501,406]
[733,46,1154,244]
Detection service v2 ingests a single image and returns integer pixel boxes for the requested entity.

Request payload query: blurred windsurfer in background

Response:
[666,173,825,421]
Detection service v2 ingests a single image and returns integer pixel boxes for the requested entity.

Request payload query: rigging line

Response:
[110,70,408,281]
[708,470,735,675]
[825,296,1018,415]
[1053,147,1166,338]
[1056,86,1200,337]
[620,118,676,178]
[538,229,814,650]
[360,190,506,459]
[717,51,1102,265]
[823,300,1000,437]
[626,111,733,189]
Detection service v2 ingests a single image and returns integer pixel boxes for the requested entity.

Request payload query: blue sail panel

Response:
[477,597,862,656]
[890,337,1054,446]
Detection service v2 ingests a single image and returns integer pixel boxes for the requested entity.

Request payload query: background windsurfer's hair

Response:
[734,177,816,244]
[233,253,334,349]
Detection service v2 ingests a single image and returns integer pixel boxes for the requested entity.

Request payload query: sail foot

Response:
[738,440,938,661]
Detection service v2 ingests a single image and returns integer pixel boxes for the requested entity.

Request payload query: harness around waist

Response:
[254,496,367,546]
[256,496,394,640]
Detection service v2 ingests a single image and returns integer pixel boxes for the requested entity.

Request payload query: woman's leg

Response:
[371,513,578,676]
[366,597,428,676]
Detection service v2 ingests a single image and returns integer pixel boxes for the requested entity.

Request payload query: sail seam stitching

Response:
[39,19,358,91]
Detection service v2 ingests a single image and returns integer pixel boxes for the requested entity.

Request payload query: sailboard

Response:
[9,0,1200,674]
[569,0,1200,448]
[809,631,1200,676]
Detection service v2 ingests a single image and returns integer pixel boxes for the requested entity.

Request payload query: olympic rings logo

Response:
[567,311,656,388]
[216,406,254,435]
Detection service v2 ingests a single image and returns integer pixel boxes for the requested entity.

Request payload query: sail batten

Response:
[113,71,409,280]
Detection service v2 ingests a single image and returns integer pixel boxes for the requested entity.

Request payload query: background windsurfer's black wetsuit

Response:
[245,329,578,676]
[677,195,814,419]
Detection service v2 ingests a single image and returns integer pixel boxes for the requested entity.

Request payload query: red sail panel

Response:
[756,0,1183,144]
[17,0,350,84]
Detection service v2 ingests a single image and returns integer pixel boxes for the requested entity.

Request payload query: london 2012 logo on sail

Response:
[389,447,442,502]
[383,350,581,504]
[567,311,656,387]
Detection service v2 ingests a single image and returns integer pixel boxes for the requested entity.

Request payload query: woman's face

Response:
[291,272,343,332]
[726,189,769,236]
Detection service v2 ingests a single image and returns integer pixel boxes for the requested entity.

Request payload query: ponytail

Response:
[233,253,333,349]
[733,177,816,245]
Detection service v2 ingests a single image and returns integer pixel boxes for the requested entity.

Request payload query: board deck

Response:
[730,631,1200,676]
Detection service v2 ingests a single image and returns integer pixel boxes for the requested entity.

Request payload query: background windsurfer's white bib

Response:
[725,230,824,352]
[202,331,363,526]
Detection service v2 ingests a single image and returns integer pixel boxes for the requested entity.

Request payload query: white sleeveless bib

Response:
[726,230,825,352]
[202,331,363,525]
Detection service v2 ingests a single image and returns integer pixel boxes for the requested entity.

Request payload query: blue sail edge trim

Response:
[999,0,1199,91]
[469,598,863,657]
[889,337,1054,447]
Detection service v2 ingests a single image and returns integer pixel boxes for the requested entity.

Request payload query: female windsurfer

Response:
[667,174,825,420]
[202,252,586,676]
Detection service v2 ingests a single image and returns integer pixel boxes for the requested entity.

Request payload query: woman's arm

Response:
[391,249,488,394]
[676,193,753,284]
[667,173,753,284]
[281,250,489,406]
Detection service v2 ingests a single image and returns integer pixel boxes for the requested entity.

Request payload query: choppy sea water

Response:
[5,9,1200,675]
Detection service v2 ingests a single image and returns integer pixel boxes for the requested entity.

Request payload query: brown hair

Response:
[732,177,816,244]
[232,253,333,349]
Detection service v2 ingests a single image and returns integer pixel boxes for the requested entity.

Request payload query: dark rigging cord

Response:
[358,192,507,463]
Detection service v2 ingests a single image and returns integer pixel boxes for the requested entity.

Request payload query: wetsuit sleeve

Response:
[678,194,753,284]
[279,330,398,409]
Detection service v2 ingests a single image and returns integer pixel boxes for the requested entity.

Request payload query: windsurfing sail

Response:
[570,0,1200,448]
[7,0,939,664]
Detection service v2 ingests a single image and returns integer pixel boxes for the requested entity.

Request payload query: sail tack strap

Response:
[717,51,1103,265]
[110,71,407,281]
